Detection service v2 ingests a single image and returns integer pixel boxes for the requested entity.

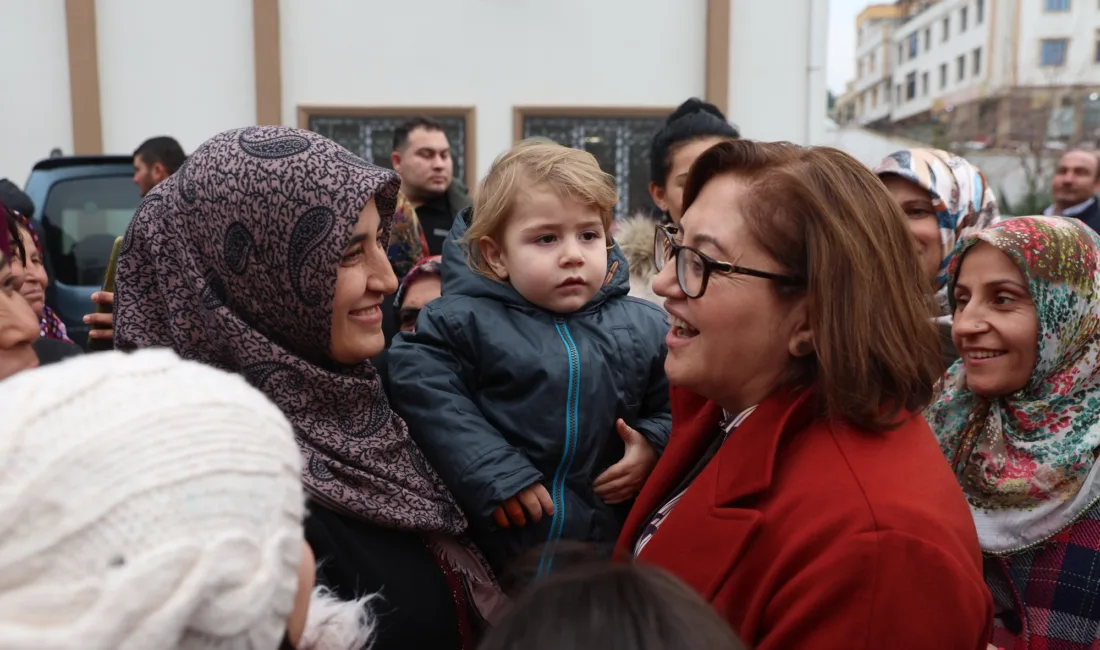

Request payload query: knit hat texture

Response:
[0,349,305,650]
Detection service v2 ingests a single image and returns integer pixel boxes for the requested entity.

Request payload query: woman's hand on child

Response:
[593,419,658,505]
[492,482,555,528]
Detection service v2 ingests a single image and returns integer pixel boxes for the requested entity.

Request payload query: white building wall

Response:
[280,0,706,179]
[728,0,829,145]
[891,0,994,121]
[1017,1,1100,87]
[0,0,73,182]
[95,0,256,159]
[853,20,896,124]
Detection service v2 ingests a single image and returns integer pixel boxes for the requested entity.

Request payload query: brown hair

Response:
[683,140,942,431]
[463,138,618,278]
[479,562,746,650]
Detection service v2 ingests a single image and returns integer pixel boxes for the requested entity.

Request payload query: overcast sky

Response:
[828,0,873,95]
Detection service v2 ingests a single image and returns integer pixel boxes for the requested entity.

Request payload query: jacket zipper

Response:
[536,318,582,579]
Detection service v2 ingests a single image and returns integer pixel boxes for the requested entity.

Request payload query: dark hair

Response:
[650,98,740,187]
[133,136,186,175]
[683,140,942,431]
[479,563,747,650]
[4,205,25,266]
[392,116,447,152]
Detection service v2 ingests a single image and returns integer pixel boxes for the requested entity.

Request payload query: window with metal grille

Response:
[304,109,473,188]
[519,111,671,219]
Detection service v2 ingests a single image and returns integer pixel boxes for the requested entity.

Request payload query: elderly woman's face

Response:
[653,174,810,413]
[0,254,40,380]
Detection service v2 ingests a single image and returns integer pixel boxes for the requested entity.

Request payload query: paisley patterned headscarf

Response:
[926,216,1100,553]
[874,148,1000,319]
[113,126,467,535]
[8,212,71,342]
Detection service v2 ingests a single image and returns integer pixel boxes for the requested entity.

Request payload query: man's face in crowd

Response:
[392,128,453,204]
[133,155,169,197]
[1052,150,1100,209]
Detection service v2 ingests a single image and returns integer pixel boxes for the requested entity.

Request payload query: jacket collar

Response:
[713,387,816,504]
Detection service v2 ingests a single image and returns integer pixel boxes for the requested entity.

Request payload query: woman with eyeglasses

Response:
[615,140,993,649]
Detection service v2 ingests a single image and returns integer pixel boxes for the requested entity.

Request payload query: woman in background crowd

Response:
[928,216,1100,649]
[617,98,740,304]
[874,148,1000,366]
[619,140,992,649]
[4,208,73,343]
[113,126,500,650]
[0,349,376,650]
[0,207,39,380]
[5,208,83,366]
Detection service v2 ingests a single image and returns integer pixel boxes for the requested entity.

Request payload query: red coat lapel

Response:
[617,386,818,601]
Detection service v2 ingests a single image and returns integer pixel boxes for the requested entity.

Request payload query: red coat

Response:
[617,387,994,650]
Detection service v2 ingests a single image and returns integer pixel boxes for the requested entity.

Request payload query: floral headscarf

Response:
[388,193,430,281]
[394,254,442,309]
[874,148,1000,319]
[926,216,1100,553]
[8,212,71,342]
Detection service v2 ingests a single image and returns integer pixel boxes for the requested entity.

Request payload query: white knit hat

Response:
[0,349,306,650]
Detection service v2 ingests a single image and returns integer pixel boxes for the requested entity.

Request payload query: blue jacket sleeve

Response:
[387,301,545,521]
[631,336,672,454]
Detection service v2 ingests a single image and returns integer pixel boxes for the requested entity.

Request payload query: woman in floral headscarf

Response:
[927,216,1100,649]
[875,149,1000,366]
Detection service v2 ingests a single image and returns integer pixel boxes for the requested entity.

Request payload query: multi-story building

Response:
[841,0,1100,148]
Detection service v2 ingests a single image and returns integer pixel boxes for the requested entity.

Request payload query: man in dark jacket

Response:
[390,117,471,254]
[1046,149,1100,232]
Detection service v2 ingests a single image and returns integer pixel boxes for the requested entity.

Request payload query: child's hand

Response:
[492,482,555,528]
[593,419,658,505]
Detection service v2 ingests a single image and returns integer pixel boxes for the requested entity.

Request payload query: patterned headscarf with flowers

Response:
[926,216,1100,553]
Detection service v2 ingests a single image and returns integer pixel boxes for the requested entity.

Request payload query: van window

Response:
[40,176,141,286]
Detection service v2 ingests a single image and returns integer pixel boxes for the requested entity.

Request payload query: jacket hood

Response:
[616,212,660,282]
[441,208,631,311]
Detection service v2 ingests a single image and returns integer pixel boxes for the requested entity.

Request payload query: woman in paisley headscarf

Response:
[113,126,500,650]
[874,148,1000,366]
[927,216,1100,649]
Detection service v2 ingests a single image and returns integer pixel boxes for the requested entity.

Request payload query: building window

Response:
[961,6,969,32]
[924,27,931,51]
[870,51,876,74]
[908,32,919,58]
[897,84,903,105]
[1095,29,1100,62]
[897,43,904,63]
[921,71,929,96]
[906,72,917,100]
[858,59,864,79]
[977,0,985,23]
[872,86,879,108]
[302,107,475,189]
[940,63,948,88]
[1045,0,1070,10]
[517,108,669,219]
[943,16,950,42]
[957,55,966,81]
[1041,38,1069,67]
[973,47,982,75]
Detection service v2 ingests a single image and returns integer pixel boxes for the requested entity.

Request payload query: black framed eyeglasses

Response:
[653,224,802,299]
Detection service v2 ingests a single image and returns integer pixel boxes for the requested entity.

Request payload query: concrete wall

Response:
[0,0,73,182]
